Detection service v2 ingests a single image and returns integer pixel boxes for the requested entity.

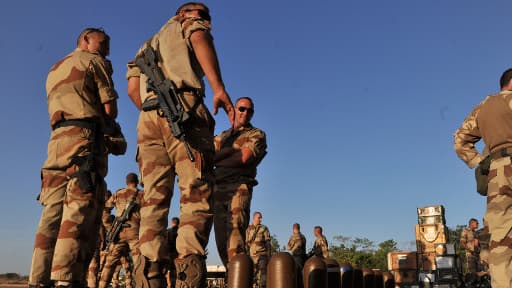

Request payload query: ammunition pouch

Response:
[70,154,95,193]
[141,98,160,112]
[475,155,491,196]
[104,121,127,156]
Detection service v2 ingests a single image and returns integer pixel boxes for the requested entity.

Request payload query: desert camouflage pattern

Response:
[99,242,135,288]
[99,188,143,288]
[126,15,211,105]
[214,125,267,183]
[87,248,108,288]
[287,232,307,257]
[111,255,133,288]
[29,47,117,286]
[29,126,108,285]
[461,227,479,256]
[313,235,329,258]
[454,90,512,287]
[165,226,178,288]
[246,224,271,288]
[47,49,118,127]
[213,125,266,267]
[214,182,252,267]
[128,13,216,265]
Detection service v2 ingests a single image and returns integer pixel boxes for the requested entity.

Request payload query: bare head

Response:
[125,172,139,187]
[314,226,323,237]
[234,97,254,130]
[77,27,110,57]
[469,218,479,230]
[253,211,262,225]
[171,217,180,228]
[175,2,211,22]
[293,223,300,234]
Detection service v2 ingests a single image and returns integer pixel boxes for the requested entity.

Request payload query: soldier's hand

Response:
[213,90,234,124]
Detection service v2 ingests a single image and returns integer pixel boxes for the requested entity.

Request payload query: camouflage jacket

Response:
[214,124,267,185]
[454,90,512,168]
[313,235,329,258]
[47,48,118,127]
[460,227,479,255]
[287,232,306,256]
[105,187,144,240]
[246,224,271,257]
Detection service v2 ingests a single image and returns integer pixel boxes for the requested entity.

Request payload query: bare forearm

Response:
[127,77,142,110]
[191,31,224,93]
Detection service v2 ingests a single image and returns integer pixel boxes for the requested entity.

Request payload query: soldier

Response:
[213,96,267,268]
[312,226,329,258]
[29,27,120,288]
[99,173,143,288]
[165,217,179,288]
[126,2,234,287]
[460,218,480,276]
[111,255,133,288]
[87,190,114,288]
[246,212,271,288]
[287,223,307,268]
[454,68,512,287]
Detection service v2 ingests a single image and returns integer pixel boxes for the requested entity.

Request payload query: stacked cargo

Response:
[416,205,461,287]
[387,252,419,287]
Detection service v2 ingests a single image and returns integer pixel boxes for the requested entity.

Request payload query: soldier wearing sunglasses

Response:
[213,97,267,269]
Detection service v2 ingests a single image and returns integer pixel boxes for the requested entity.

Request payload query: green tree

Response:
[329,236,398,270]
[270,234,281,254]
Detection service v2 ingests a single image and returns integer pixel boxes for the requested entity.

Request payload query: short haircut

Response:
[500,68,512,89]
[126,172,139,185]
[293,223,300,230]
[77,27,109,46]
[171,217,180,225]
[314,226,323,233]
[236,97,255,109]
[253,211,262,218]
[469,218,478,225]
[175,2,209,15]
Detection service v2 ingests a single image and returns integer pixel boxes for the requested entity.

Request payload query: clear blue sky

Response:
[0,0,507,274]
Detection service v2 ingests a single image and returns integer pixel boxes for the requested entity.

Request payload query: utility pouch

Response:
[475,155,491,196]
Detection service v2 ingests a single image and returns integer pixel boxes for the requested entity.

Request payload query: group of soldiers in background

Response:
[28,2,272,287]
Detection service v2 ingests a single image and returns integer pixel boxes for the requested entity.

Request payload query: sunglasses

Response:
[182,9,211,22]
[237,106,254,113]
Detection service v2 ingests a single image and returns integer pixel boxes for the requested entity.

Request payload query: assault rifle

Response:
[104,191,140,251]
[135,46,195,162]
[98,190,140,275]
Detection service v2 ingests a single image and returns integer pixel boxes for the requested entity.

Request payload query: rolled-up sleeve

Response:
[92,57,118,104]
[242,130,267,159]
[454,104,483,168]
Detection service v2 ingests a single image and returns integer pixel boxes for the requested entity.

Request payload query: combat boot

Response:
[174,254,207,288]
[133,257,164,288]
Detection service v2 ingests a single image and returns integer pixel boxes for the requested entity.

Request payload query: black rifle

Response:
[135,46,195,162]
[98,190,140,275]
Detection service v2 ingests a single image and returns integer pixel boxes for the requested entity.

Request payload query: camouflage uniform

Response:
[99,188,143,288]
[287,232,307,267]
[111,255,133,288]
[246,224,271,288]
[460,227,480,273]
[213,125,267,267]
[126,14,216,288]
[454,90,512,287]
[313,235,329,258]
[165,226,178,288]
[29,47,118,287]
[87,191,114,288]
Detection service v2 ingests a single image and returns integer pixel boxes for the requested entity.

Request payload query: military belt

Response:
[52,119,96,131]
[490,147,512,160]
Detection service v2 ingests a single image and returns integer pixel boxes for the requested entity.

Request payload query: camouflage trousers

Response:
[29,126,106,286]
[86,248,108,288]
[251,254,268,288]
[99,238,139,288]
[136,97,215,263]
[111,254,133,288]
[486,156,512,288]
[213,182,253,267]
